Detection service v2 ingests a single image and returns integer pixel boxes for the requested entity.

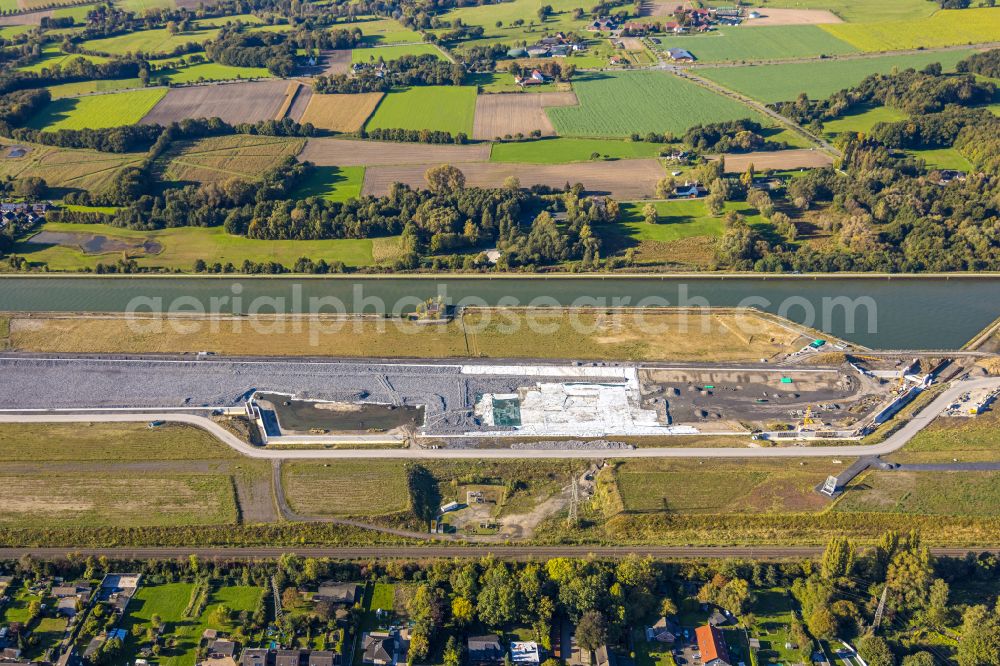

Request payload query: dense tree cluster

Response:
[861,106,993,150]
[0,88,50,127]
[956,47,1000,78]
[314,54,465,93]
[362,127,468,144]
[773,68,995,125]
[683,119,786,153]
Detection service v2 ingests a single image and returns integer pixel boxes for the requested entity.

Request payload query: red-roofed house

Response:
[695,626,731,666]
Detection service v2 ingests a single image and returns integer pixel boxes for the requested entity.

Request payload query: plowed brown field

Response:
[140,80,289,125]
[472,91,578,140]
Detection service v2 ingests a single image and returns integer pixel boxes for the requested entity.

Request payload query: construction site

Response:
[0,351,957,444]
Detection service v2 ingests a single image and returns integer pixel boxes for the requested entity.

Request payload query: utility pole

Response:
[871,586,889,634]
[567,471,579,528]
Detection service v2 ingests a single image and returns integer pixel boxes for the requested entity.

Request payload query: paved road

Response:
[1,376,997,460]
[1,545,996,561]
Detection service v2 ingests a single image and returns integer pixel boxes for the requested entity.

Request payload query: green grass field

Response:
[757,0,938,23]
[548,71,764,137]
[836,471,1000,517]
[439,0,585,47]
[0,25,34,39]
[366,85,477,134]
[17,222,383,269]
[614,199,727,243]
[116,0,176,11]
[821,8,1000,51]
[333,17,423,45]
[908,147,973,170]
[490,138,663,163]
[821,104,908,137]
[154,62,270,84]
[282,461,410,517]
[17,45,110,74]
[27,617,68,659]
[350,43,444,63]
[0,586,47,624]
[28,88,166,131]
[45,78,144,99]
[657,25,857,63]
[293,166,366,202]
[82,26,222,55]
[749,589,801,666]
[698,49,976,103]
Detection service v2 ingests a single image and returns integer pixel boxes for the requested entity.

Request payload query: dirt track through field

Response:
[0,9,51,25]
[362,159,665,198]
[140,80,290,125]
[472,92,578,140]
[722,149,834,172]
[745,7,843,26]
[299,137,492,166]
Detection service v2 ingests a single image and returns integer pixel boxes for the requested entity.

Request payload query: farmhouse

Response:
[695,625,731,666]
[514,70,548,86]
[586,17,618,32]
[467,635,504,666]
[645,616,680,643]
[666,48,695,62]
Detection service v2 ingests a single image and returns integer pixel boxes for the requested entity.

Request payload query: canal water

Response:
[1,276,997,350]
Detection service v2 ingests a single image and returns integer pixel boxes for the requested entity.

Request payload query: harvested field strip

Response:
[821,8,1000,51]
[140,80,290,126]
[472,91,578,140]
[744,8,842,26]
[362,159,665,199]
[286,84,314,122]
[0,473,238,527]
[274,81,301,119]
[298,137,491,166]
[721,149,834,172]
[697,49,979,104]
[297,93,384,132]
[490,137,663,163]
[548,71,766,137]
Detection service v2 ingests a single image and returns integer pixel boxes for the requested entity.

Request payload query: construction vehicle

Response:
[799,405,817,431]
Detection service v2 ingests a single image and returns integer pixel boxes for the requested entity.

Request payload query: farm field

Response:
[0,473,237,528]
[1,309,804,361]
[298,92,384,132]
[657,25,857,63]
[0,141,145,193]
[28,88,166,130]
[81,26,221,55]
[908,147,973,170]
[282,460,411,517]
[361,159,665,198]
[366,85,478,134]
[697,49,976,103]
[743,8,842,27]
[821,105,909,136]
[154,61,271,84]
[821,8,1000,51]
[547,71,766,137]
[472,91,577,139]
[350,43,444,62]
[299,137,491,166]
[45,78,144,98]
[16,222,384,270]
[722,149,833,172]
[292,166,366,202]
[155,134,306,184]
[0,24,33,38]
[836,471,1000,517]
[757,0,938,23]
[612,459,830,514]
[17,45,109,73]
[139,80,290,125]
[489,137,663,163]
[0,422,237,461]
[335,17,423,45]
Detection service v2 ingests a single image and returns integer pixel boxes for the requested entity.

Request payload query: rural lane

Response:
[1,376,997,460]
